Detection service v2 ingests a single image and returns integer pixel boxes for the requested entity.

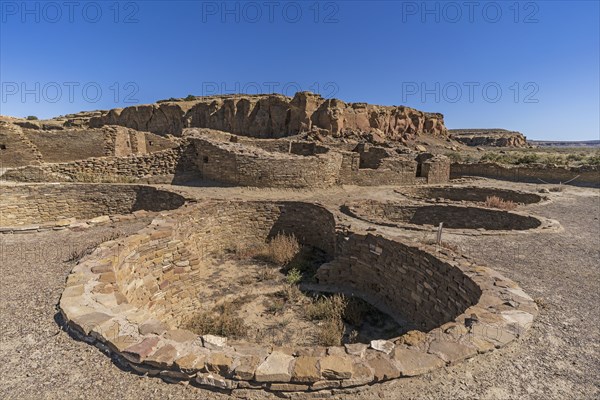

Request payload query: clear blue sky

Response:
[1,0,599,140]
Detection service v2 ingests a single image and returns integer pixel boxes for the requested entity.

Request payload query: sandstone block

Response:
[255,352,294,382]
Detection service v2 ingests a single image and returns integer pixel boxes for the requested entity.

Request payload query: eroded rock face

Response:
[449,129,528,147]
[86,92,447,141]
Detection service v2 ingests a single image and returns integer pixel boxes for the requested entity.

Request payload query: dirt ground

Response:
[0,179,598,399]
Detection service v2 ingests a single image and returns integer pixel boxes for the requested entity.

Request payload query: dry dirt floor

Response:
[0,179,598,399]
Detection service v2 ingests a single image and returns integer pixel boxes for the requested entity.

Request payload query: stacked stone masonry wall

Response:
[0,184,185,226]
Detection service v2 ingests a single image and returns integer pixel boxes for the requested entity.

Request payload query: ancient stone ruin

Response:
[0,93,551,396]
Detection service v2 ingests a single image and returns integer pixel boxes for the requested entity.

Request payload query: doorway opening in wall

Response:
[416,163,423,177]
[0,144,6,150]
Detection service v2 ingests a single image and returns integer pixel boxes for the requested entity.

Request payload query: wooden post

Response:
[436,222,443,245]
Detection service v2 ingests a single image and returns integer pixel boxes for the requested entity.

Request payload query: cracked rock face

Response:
[85,92,447,140]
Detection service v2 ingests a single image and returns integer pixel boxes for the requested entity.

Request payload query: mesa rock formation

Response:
[84,92,447,140]
[449,129,528,147]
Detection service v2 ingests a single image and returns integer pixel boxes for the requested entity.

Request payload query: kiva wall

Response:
[316,233,482,331]
[2,146,197,184]
[112,201,336,326]
[0,184,185,226]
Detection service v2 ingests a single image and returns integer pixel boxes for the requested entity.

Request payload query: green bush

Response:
[26,115,38,120]
[285,268,302,285]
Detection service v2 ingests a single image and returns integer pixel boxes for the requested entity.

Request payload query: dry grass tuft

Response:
[235,233,300,266]
[263,233,300,265]
[304,294,347,346]
[484,195,517,210]
[316,318,345,346]
[305,294,347,321]
[185,301,247,338]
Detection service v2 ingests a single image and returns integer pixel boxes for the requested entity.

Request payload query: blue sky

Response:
[1,0,599,140]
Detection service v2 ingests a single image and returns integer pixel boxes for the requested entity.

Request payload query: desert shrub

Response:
[515,153,540,164]
[445,152,463,163]
[586,153,600,165]
[184,94,196,101]
[286,267,302,285]
[254,233,300,266]
[26,115,38,120]
[566,153,585,162]
[185,301,247,338]
[549,185,564,192]
[236,233,301,266]
[305,294,346,321]
[343,296,373,327]
[484,195,517,210]
[480,152,510,164]
[316,317,344,346]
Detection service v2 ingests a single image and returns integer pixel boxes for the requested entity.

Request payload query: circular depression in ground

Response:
[0,184,186,231]
[59,199,538,393]
[401,186,544,204]
[342,200,544,231]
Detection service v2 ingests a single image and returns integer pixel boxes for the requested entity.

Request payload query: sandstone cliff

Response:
[449,129,528,147]
[83,92,447,141]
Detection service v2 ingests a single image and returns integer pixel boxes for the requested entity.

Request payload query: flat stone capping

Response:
[398,185,547,205]
[342,200,561,235]
[59,200,538,394]
[0,183,186,233]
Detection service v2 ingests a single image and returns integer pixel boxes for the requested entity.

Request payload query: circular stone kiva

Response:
[0,184,186,233]
[59,200,538,394]
[341,200,560,234]
[401,186,545,205]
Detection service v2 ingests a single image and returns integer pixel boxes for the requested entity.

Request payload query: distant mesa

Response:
[449,129,528,147]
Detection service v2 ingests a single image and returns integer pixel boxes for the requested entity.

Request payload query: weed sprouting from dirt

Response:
[286,267,302,285]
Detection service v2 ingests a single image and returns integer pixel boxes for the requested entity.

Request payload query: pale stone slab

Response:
[393,348,445,376]
[255,352,294,382]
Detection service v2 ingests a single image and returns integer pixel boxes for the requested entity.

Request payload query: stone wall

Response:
[451,162,600,188]
[59,199,538,393]
[112,201,336,326]
[190,137,343,188]
[2,146,196,184]
[0,184,185,227]
[317,234,482,330]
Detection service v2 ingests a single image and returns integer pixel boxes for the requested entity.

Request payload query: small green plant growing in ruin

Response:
[286,267,302,285]
[26,115,38,120]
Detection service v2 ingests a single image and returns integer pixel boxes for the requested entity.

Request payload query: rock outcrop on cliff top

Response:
[449,129,528,147]
[81,92,447,141]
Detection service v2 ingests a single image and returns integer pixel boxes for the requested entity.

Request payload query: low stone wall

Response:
[59,200,538,394]
[2,146,196,184]
[0,184,185,228]
[451,162,600,188]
